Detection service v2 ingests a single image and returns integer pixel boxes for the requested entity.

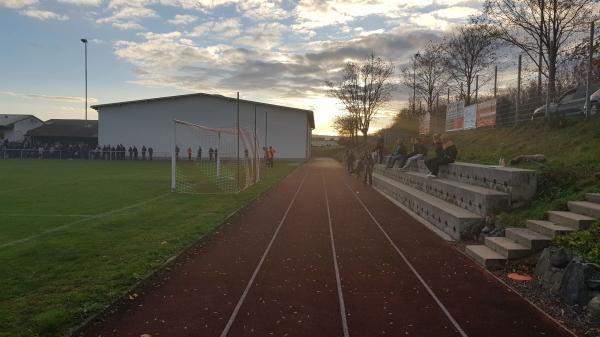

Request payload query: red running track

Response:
[80,158,575,337]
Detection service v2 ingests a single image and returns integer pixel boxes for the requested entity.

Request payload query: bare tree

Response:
[332,114,359,142]
[484,0,599,100]
[327,53,395,142]
[442,24,498,106]
[401,43,449,116]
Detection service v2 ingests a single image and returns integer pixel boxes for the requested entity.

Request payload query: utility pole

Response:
[516,54,522,124]
[81,38,88,121]
[475,75,479,104]
[494,65,498,98]
[585,21,595,118]
[538,0,545,99]
[413,52,420,115]
[236,92,240,192]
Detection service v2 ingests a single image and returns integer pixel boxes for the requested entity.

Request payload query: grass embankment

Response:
[0,160,297,337]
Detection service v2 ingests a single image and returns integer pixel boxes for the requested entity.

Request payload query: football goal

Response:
[171,119,261,193]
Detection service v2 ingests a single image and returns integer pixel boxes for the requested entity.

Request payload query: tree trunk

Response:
[361,129,368,143]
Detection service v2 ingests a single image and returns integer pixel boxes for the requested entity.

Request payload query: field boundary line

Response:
[219,172,308,337]
[0,213,95,217]
[344,180,469,337]
[322,175,350,337]
[0,193,170,249]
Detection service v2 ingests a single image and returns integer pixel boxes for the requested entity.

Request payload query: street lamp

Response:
[81,38,88,121]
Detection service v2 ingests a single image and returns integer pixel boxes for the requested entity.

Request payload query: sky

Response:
[0,0,483,135]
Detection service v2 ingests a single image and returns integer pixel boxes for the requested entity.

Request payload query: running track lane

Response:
[80,167,309,337]
[342,162,574,337]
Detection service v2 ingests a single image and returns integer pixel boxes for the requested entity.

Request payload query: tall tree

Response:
[442,24,498,106]
[332,114,358,142]
[401,43,449,116]
[327,53,395,142]
[484,0,599,100]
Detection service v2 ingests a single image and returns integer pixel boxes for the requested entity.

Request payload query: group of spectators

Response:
[345,133,459,184]
[1,139,93,159]
[91,145,154,160]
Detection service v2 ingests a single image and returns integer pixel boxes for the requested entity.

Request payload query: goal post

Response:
[171,119,261,193]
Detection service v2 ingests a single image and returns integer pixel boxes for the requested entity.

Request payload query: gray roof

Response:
[91,92,315,129]
[0,114,40,127]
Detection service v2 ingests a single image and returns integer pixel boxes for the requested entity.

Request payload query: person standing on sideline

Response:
[386,138,407,168]
[345,149,355,173]
[133,146,138,160]
[197,146,202,161]
[175,146,180,160]
[375,135,385,164]
[209,147,214,161]
[187,147,192,161]
[363,151,375,185]
[425,134,457,178]
[142,146,147,160]
[128,146,133,160]
[214,148,218,162]
[266,146,275,168]
[148,147,153,160]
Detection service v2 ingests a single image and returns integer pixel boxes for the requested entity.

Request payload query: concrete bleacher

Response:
[372,158,537,240]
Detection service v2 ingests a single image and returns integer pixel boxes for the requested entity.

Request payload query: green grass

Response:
[0,159,297,337]
[449,116,600,228]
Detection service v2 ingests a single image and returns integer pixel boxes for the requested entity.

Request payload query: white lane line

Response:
[344,181,469,337]
[0,193,169,249]
[322,175,350,337]
[0,214,94,217]
[219,173,308,337]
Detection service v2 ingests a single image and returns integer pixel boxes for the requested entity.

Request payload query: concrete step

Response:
[373,173,482,240]
[437,162,537,204]
[586,193,600,204]
[568,201,600,219]
[373,166,510,216]
[484,236,532,259]
[547,211,596,230]
[465,245,507,269]
[505,227,551,250]
[526,220,575,239]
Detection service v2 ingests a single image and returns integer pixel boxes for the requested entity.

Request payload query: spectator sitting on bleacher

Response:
[425,134,457,178]
[386,138,407,168]
[400,137,427,171]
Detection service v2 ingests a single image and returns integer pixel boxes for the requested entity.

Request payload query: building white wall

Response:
[97,95,311,160]
[0,117,43,143]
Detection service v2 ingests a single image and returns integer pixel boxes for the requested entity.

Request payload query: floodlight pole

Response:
[171,119,176,191]
[81,38,88,121]
[585,21,595,118]
[236,92,240,192]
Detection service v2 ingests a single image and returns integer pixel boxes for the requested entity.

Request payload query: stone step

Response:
[372,173,482,240]
[465,245,507,269]
[526,220,575,239]
[547,211,596,230]
[505,227,551,250]
[568,201,600,219]
[484,236,532,259]
[586,193,600,204]
[373,166,510,216]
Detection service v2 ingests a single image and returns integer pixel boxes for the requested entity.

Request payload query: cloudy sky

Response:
[0,0,482,135]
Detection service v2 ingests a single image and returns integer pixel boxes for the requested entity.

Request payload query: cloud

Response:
[56,0,102,6]
[167,14,197,25]
[188,18,242,38]
[96,4,158,29]
[0,91,98,104]
[0,0,37,8]
[235,22,288,49]
[237,0,289,21]
[19,8,69,21]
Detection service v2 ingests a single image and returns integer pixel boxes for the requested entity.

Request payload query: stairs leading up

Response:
[465,245,506,269]
[468,194,599,269]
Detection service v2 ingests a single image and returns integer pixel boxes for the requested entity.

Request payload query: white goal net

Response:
[171,119,261,193]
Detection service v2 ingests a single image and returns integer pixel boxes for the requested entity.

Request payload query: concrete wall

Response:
[97,95,311,159]
[1,117,43,142]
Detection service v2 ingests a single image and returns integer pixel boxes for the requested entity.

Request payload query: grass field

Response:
[0,159,297,337]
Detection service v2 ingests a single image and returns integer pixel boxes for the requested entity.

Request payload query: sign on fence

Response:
[463,104,477,130]
[446,101,465,132]
[477,99,497,127]
[418,112,430,135]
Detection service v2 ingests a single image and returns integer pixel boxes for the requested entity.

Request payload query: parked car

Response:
[531,83,600,119]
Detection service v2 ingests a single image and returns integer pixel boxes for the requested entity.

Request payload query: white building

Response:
[0,114,43,143]
[92,93,314,160]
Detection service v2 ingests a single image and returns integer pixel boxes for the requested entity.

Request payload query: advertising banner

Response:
[446,100,465,132]
[477,99,497,127]
[463,104,477,130]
